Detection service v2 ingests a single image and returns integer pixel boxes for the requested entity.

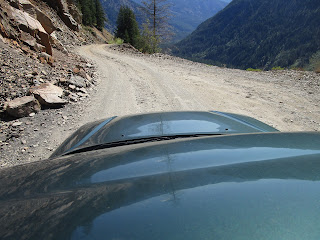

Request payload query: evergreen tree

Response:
[115,6,140,47]
[78,0,95,26]
[95,0,107,31]
[74,0,107,31]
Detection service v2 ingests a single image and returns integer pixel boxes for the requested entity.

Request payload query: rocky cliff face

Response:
[0,0,112,164]
[0,0,114,169]
[0,0,111,116]
[0,0,82,56]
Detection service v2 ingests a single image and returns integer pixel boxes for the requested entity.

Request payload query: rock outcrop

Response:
[43,0,81,31]
[0,0,82,57]
[10,5,53,55]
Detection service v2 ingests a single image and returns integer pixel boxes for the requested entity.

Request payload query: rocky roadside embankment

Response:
[0,39,98,168]
[0,0,110,167]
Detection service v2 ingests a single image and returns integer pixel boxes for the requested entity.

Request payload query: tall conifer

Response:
[115,6,140,47]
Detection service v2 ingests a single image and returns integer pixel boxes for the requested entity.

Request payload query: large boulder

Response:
[43,0,80,31]
[0,1,19,39]
[17,0,56,34]
[61,12,79,31]
[20,31,46,52]
[50,31,68,53]
[4,96,41,118]
[10,7,53,55]
[35,9,56,34]
[29,83,67,107]
[67,0,82,23]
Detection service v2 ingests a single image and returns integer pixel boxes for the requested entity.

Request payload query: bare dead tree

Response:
[140,0,173,51]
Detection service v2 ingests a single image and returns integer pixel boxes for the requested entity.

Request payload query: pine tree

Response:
[115,6,140,47]
[95,0,107,31]
[74,0,107,31]
[78,0,95,26]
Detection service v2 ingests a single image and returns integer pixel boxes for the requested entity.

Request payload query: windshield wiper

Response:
[63,134,221,156]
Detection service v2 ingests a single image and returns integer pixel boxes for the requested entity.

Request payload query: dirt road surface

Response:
[1,44,319,168]
[78,44,320,131]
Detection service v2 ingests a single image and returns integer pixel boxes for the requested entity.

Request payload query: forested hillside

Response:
[74,0,106,30]
[173,0,320,70]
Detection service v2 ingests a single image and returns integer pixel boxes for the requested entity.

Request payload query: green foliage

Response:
[115,7,156,53]
[306,50,320,72]
[115,6,140,47]
[75,0,107,31]
[108,38,124,44]
[271,66,285,70]
[83,26,97,36]
[167,0,228,42]
[246,68,262,72]
[290,67,305,71]
[137,21,160,53]
[95,0,107,30]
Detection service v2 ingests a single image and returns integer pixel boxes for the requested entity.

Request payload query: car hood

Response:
[51,111,278,157]
[1,132,320,239]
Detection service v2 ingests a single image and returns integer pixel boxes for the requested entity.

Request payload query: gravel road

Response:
[78,44,320,131]
[1,44,319,168]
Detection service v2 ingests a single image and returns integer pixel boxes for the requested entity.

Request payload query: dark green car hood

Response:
[51,111,277,157]
[1,132,320,239]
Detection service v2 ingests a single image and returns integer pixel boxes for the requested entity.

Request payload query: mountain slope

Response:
[131,0,228,42]
[169,0,228,42]
[102,0,228,42]
[173,0,320,70]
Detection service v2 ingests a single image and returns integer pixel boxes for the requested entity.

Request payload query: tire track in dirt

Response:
[78,44,320,132]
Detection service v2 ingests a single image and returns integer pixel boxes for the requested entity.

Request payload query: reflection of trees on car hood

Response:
[1,132,320,239]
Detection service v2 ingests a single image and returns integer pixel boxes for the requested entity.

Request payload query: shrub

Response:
[246,68,262,72]
[271,66,285,70]
[83,26,97,37]
[291,67,305,71]
[108,38,124,44]
[315,63,320,73]
[136,22,160,54]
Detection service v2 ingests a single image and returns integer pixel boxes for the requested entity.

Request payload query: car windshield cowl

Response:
[62,134,222,156]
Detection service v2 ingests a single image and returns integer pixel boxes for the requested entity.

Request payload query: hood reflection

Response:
[1,132,320,239]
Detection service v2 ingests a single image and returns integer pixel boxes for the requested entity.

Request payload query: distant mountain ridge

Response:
[101,0,228,42]
[169,0,228,42]
[173,0,320,70]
